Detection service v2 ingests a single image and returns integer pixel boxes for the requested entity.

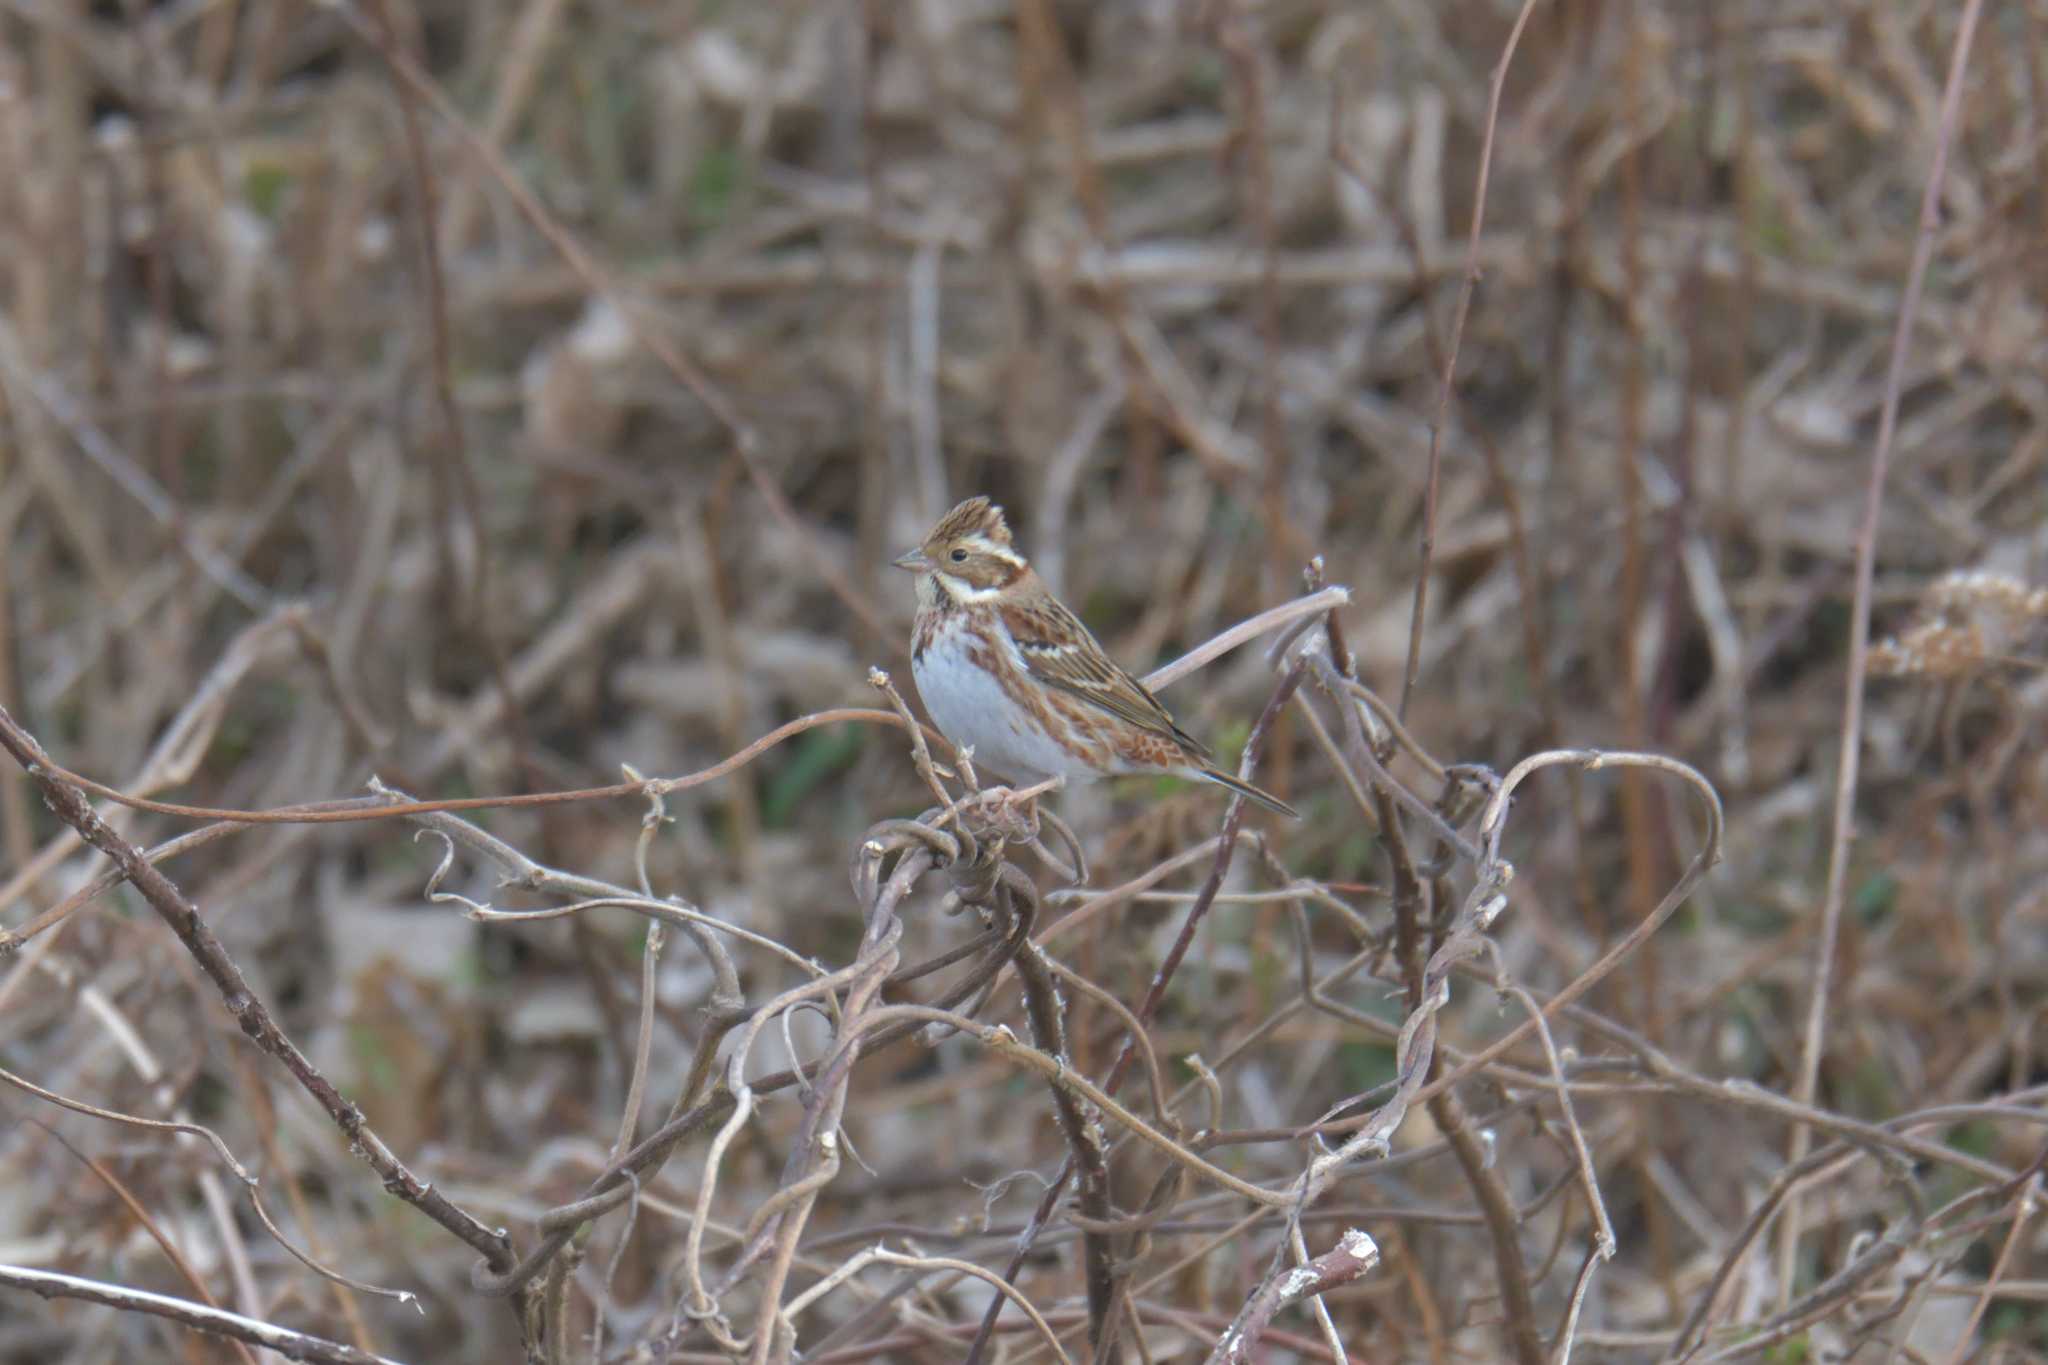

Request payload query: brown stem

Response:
[1012,885,1120,1361]
[965,659,1309,1365]
[1429,1087,1545,1365]
[0,704,530,1337]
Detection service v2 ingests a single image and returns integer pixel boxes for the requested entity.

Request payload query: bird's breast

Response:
[909,612,1090,783]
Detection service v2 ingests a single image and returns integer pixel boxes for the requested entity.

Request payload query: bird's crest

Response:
[928,497,1012,547]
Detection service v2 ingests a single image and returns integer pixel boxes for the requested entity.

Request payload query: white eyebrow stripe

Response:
[957,535,1025,567]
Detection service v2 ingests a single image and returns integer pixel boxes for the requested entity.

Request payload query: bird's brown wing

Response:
[999,597,1213,761]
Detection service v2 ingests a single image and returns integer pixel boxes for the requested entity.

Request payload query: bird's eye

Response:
[950,548,968,563]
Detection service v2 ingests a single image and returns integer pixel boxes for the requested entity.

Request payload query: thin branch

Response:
[1399,0,1544,719]
[0,707,523,1295]
[1203,1228,1378,1365]
[1780,0,1986,1300]
[0,1266,402,1365]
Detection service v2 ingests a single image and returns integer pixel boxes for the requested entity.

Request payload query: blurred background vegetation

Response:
[3,1,2047,1361]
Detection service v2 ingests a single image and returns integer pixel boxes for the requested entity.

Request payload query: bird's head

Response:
[892,497,1028,604]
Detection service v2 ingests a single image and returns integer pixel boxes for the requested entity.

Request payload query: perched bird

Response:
[892,497,1297,817]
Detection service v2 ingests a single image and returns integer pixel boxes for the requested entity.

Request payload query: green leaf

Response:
[691,145,743,231]
[244,163,292,219]
[763,726,868,827]
[1851,871,1899,925]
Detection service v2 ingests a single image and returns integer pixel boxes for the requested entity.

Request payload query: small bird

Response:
[893,497,1297,817]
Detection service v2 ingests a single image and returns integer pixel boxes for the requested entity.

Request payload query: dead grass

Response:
[3,2,2048,1362]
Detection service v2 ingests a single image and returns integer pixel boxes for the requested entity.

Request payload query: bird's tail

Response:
[1195,765,1299,819]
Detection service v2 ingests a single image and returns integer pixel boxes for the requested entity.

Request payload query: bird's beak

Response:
[891,549,933,573]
